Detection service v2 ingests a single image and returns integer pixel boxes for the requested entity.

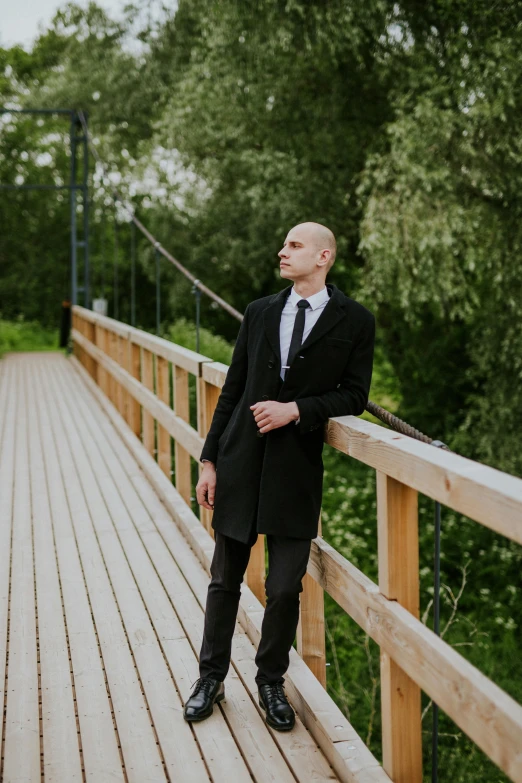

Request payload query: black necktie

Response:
[284,299,310,379]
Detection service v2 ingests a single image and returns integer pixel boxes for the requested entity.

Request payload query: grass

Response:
[0,315,62,358]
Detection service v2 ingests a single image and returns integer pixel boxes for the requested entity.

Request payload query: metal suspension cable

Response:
[77,110,243,323]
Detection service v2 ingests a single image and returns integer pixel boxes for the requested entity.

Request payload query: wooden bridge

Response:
[0,306,521,783]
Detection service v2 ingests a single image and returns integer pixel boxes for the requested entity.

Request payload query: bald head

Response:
[287,222,337,273]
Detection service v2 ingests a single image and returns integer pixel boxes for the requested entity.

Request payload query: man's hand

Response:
[196,462,216,510]
[250,400,299,433]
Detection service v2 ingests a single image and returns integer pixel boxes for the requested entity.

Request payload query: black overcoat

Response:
[200,282,375,543]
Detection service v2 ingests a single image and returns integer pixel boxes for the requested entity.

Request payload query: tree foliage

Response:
[1,5,521,776]
[1,0,521,477]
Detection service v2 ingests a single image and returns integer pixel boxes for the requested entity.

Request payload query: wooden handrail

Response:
[71,306,522,783]
[327,416,522,545]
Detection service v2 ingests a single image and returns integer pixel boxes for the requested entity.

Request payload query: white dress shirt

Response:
[280,284,330,423]
[202,285,330,461]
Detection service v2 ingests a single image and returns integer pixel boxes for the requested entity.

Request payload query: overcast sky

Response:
[0,0,126,48]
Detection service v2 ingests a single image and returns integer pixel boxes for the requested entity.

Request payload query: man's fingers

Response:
[196,478,215,510]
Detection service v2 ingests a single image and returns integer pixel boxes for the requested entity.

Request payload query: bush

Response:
[0,315,60,358]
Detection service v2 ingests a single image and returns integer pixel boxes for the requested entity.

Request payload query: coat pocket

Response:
[325,336,353,346]
[217,398,243,454]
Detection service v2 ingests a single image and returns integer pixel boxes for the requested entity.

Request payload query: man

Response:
[183,222,375,731]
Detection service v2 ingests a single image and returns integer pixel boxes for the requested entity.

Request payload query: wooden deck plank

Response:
[59,357,299,783]
[37,360,168,782]
[53,358,256,783]
[0,359,16,774]
[2,356,41,783]
[25,357,84,780]
[32,357,126,783]
[46,359,214,783]
[65,355,340,783]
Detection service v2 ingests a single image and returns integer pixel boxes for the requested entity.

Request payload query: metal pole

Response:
[81,111,90,308]
[155,242,161,336]
[69,111,77,305]
[192,280,201,353]
[430,439,446,783]
[131,221,136,327]
[101,208,106,299]
[432,500,441,783]
[113,213,119,320]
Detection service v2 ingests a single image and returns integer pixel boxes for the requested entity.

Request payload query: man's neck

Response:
[292,281,327,299]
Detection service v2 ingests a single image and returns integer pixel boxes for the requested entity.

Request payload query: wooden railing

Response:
[72,305,522,783]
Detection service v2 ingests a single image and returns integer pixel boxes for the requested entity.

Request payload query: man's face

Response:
[278,227,322,281]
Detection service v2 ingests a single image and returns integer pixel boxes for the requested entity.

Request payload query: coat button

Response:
[262,394,269,400]
[256,430,265,438]
[268,360,275,369]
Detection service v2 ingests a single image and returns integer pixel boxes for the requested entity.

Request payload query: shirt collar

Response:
[288,284,329,311]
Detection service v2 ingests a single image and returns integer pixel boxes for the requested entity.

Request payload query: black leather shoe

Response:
[183,677,225,721]
[258,683,295,731]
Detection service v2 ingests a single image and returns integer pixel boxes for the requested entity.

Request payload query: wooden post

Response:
[73,312,81,364]
[128,341,141,438]
[87,321,96,380]
[196,376,221,536]
[99,327,109,398]
[377,471,423,783]
[114,334,125,417]
[141,348,155,457]
[174,365,192,507]
[246,536,266,607]
[94,323,103,388]
[156,357,171,479]
[297,514,326,686]
[119,335,131,423]
[107,330,117,406]
[80,315,88,370]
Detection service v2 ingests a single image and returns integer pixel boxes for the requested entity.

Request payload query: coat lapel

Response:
[262,282,347,366]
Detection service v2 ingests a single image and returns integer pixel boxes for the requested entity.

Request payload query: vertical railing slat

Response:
[129,340,141,438]
[174,365,191,506]
[196,377,220,537]
[156,356,171,479]
[107,330,117,406]
[141,348,155,457]
[116,334,127,419]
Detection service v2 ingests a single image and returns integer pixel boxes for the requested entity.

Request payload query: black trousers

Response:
[199,528,312,687]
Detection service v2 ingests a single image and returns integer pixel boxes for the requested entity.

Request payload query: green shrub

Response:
[0,316,60,358]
